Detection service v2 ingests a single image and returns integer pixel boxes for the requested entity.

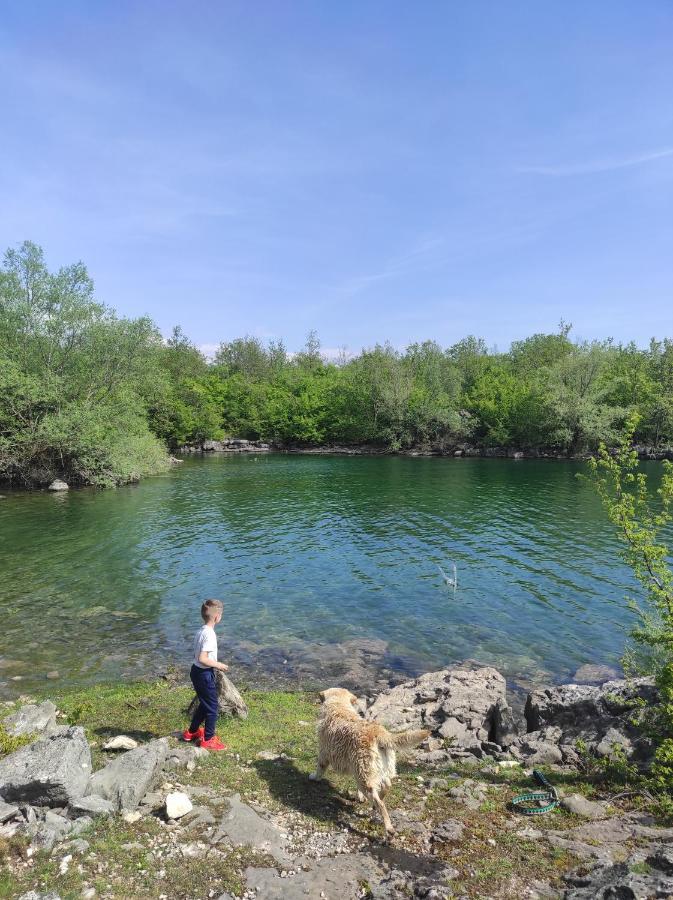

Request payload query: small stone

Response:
[48,479,69,491]
[46,671,60,680]
[71,796,114,817]
[0,799,19,823]
[122,811,142,824]
[560,794,608,820]
[81,889,96,899]
[102,735,138,751]
[165,791,193,820]
[59,853,73,874]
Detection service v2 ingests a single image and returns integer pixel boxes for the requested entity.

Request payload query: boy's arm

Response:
[198,651,229,672]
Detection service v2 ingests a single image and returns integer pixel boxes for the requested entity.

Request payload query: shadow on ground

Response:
[254,757,450,879]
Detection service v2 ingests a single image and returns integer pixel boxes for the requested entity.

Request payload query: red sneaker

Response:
[200,735,228,751]
[182,727,205,742]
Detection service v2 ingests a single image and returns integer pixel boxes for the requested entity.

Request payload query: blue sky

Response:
[1,2,672,356]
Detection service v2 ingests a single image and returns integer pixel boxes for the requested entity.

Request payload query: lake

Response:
[0,453,660,697]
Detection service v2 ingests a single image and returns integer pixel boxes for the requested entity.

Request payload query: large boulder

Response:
[563,844,673,898]
[523,677,656,764]
[86,738,168,811]
[365,666,515,758]
[0,726,91,806]
[4,701,57,737]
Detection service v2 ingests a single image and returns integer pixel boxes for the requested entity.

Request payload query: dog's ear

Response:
[350,695,358,705]
[318,690,327,702]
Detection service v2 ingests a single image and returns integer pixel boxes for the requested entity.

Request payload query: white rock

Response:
[165,791,193,820]
[48,479,69,491]
[102,735,138,751]
[122,811,142,824]
[59,853,73,874]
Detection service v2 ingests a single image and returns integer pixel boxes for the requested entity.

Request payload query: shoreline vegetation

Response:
[2,241,673,489]
[178,436,673,461]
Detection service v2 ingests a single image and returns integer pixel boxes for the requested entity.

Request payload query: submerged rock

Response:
[0,726,91,807]
[47,480,69,491]
[572,664,619,685]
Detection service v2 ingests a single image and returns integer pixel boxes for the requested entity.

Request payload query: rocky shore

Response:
[1,664,672,899]
[177,438,673,461]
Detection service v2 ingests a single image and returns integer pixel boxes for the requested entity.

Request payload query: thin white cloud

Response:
[519,147,673,177]
[198,343,220,360]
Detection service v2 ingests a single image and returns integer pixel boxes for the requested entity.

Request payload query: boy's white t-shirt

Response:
[193,624,217,669]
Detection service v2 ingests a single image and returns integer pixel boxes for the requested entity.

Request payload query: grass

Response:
[0,677,656,899]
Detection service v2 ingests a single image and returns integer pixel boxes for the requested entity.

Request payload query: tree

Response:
[586,421,673,795]
[0,241,168,485]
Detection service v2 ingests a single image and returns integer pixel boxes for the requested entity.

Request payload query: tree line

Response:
[2,241,672,486]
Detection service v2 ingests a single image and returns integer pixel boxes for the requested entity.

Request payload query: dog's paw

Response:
[357,790,365,803]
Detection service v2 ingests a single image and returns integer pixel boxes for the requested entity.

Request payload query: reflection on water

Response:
[0,454,662,696]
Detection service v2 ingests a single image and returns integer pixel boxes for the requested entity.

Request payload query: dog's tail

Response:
[380,728,430,751]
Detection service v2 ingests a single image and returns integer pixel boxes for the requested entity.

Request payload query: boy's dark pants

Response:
[189,664,218,740]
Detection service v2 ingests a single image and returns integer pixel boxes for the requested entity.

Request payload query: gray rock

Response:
[560,794,608,820]
[0,726,91,806]
[596,726,633,758]
[86,738,168,811]
[523,677,655,764]
[366,665,513,756]
[47,480,69,491]
[31,811,72,852]
[4,701,57,737]
[18,893,62,900]
[164,743,206,769]
[563,844,673,898]
[70,815,93,835]
[62,837,89,854]
[0,799,19,823]
[511,727,564,765]
[431,818,464,842]
[447,778,489,810]
[211,793,291,863]
[493,697,519,747]
[70,795,115,817]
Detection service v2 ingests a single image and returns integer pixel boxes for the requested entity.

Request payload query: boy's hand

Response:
[220,663,229,672]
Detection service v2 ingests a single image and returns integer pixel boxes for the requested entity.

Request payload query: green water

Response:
[0,454,661,696]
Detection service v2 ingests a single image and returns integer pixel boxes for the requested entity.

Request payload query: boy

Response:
[183,598,230,750]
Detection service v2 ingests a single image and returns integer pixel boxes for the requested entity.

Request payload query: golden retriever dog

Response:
[309,687,429,836]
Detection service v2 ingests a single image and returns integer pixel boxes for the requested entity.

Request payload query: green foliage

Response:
[574,737,639,785]
[0,725,31,757]
[585,422,673,795]
[3,242,673,487]
[0,241,170,486]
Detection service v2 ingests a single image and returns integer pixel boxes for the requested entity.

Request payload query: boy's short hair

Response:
[201,598,224,622]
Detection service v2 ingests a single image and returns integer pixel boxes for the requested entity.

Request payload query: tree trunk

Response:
[187,669,249,720]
